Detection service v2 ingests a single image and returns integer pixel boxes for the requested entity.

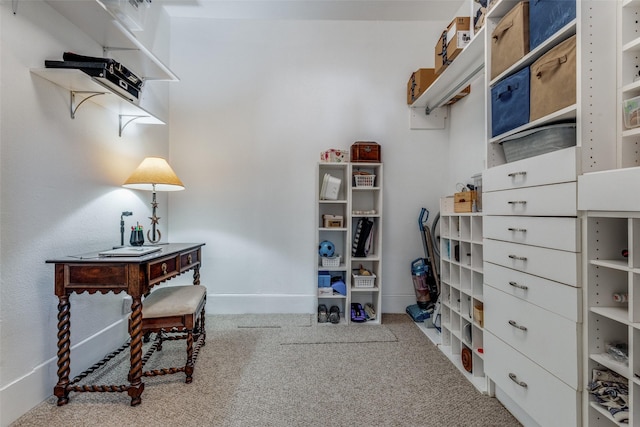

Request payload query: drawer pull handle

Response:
[161,262,167,275]
[507,171,527,177]
[508,373,528,388]
[508,320,527,331]
[187,254,193,264]
[508,200,527,205]
[508,255,527,261]
[509,281,529,290]
[507,227,527,232]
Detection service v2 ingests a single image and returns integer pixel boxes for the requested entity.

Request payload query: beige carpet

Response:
[11,314,521,426]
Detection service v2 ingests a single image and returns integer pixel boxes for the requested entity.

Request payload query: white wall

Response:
[0,2,171,425]
[167,17,470,315]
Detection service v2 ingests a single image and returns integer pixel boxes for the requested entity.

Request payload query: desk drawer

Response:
[483,216,580,252]
[485,286,580,388]
[180,248,201,272]
[483,182,577,216]
[148,255,180,285]
[484,239,580,286]
[484,262,581,322]
[484,146,577,192]
[485,332,580,427]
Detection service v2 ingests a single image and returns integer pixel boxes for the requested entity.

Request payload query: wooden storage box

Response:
[407,68,437,104]
[490,1,529,80]
[350,141,381,163]
[323,214,344,228]
[435,16,472,75]
[530,35,576,122]
[454,191,477,213]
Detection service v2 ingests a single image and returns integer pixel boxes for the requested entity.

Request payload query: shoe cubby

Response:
[432,212,487,392]
[315,162,382,325]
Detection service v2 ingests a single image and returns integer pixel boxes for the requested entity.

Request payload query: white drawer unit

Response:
[485,332,580,427]
[483,147,578,192]
[482,182,577,217]
[484,262,581,323]
[484,239,580,287]
[483,216,580,252]
[484,285,580,388]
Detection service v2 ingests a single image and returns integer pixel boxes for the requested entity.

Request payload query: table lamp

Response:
[122,157,184,244]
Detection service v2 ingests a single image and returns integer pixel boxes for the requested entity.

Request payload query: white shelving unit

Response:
[619,0,640,168]
[409,0,485,117]
[32,0,178,135]
[579,209,637,426]
[438,212,487,393]
[479,1,616,425]
[315,162,382,325]
[577,3,640,422]
[350,163,383,325]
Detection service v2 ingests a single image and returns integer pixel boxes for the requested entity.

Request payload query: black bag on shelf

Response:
[352,218,374,257]
[44,60,140,102]
[62,52,144,90]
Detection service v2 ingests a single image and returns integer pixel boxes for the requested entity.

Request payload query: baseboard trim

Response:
[0,320,128,427]
[206,293,417,314]
[208,294,316,314]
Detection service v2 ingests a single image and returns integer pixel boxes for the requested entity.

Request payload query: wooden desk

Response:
[46,243,205,406]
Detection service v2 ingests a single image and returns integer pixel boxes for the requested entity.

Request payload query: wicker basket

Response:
[354,174,375,188]
[321,256,341,267]
[352,273,376,288]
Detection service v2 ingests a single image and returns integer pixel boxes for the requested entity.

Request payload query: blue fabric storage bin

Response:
[491,67,530,137]
[318,272,331,287]
[529,0,576,51]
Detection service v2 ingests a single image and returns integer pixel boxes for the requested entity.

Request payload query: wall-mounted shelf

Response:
[31,68,164,135]
[44,0,178,81]
[409,27,485,115]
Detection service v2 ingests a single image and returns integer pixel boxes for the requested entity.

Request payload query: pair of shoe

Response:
[318,305,340,324]
[364,303,376,321]
[350,303,376,322]
[351,303,367,322]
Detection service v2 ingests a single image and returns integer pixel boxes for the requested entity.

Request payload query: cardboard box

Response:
[407,68,437,104]
[454,191,477,213]
[435,17,472,75]
[444,85,471,106]
[491,1,529,80]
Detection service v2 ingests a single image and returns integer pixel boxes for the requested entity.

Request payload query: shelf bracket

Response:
[119,115,149,137]
[103,47,140,56]
[70,91,107,119]
[12,0,18,14]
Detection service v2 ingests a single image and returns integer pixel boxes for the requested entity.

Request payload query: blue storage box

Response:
[318,272,331,287]
[491,67,530,137]
[529,0,576,51]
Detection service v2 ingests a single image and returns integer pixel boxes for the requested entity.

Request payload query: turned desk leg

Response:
[127,296,144,406]
[54,295,71,406]
[193,266,201,286]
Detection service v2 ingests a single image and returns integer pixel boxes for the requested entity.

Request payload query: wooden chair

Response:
[134,285,207,384]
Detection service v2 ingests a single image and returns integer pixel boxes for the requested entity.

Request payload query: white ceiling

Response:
[160,0,466,21]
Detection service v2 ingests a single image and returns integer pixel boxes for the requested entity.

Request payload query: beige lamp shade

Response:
[122,157,185,191]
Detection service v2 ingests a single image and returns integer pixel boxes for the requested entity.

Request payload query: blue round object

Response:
[318,240,335,257]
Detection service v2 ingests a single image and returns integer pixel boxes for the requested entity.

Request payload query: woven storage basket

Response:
[353,273,376,288]
[354,174,375,188]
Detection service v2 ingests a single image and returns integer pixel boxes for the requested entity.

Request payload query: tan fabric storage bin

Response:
[530,35,576,121]
[491,1,529,80]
